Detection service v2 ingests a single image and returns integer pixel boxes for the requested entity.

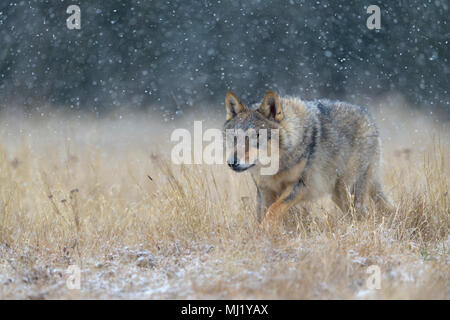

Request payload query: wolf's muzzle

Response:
[227,156,240,170]
[227,156,255,172]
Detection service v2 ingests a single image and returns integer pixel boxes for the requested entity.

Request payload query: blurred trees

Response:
[0,0,448,116]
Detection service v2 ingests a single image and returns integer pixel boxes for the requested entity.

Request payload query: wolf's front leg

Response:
[261,179,305,232]
[256,187,277,223]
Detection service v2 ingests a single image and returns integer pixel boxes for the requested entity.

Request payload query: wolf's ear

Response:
[225,91,246,121]
[259,90,283,122]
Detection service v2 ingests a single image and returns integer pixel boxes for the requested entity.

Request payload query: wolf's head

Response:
[223,90,283,173]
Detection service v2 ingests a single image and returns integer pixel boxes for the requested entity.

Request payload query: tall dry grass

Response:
[0,102,448,299]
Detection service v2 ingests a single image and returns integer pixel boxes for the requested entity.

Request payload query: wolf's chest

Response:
[255,158,307,194]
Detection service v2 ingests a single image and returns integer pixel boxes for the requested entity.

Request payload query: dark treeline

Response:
[0,0,448,116]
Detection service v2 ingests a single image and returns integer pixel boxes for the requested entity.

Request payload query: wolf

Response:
[223,90,394,229]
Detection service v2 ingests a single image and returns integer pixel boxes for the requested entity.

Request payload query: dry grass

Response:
[0,102,448,299]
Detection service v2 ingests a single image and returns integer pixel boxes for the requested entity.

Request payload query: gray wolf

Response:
[223,90,394,230]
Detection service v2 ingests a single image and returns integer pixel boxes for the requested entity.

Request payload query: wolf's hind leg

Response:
[351,165,375,216]
[369,180,395,214]
[332,179,351,213]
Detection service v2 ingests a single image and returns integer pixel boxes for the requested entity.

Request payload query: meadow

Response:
[0,98,448,299]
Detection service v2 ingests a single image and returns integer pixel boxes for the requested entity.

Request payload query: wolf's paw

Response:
[355,203,369,220]
[260,214,281,235]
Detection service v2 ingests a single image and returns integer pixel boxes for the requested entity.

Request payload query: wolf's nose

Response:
[228,162,239,169]
[227,157,239,169]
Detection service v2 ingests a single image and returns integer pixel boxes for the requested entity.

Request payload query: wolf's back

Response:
[278,97,382,197]
[313,99,379,147]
